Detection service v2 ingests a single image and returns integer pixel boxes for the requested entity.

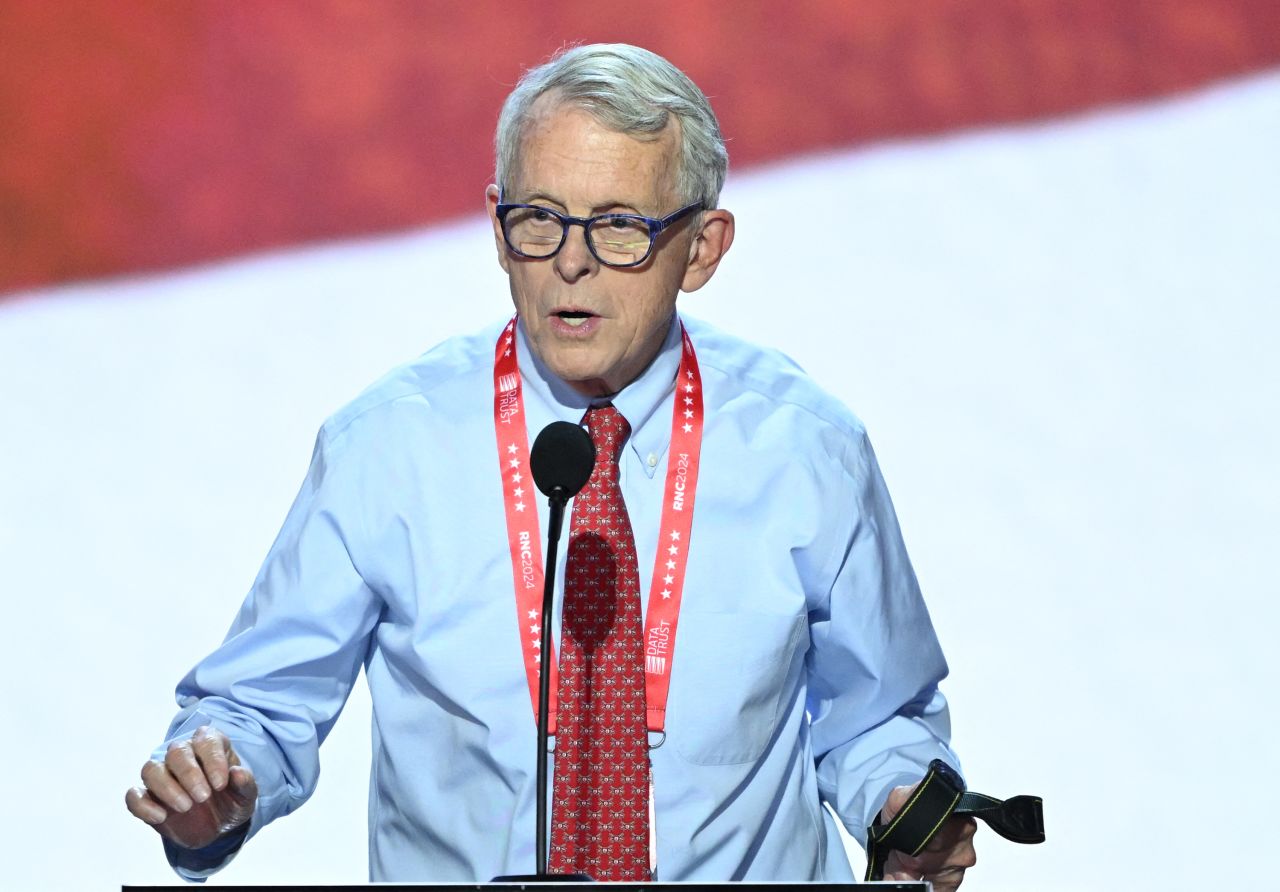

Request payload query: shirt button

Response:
[646,452,658,468]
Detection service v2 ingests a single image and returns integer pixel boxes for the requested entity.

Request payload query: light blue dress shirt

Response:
[161,313,959,882]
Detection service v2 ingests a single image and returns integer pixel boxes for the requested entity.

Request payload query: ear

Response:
[485,184,511,274]
[680,209,735,293]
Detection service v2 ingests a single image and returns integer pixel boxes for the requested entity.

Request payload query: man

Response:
[126,44,977,888]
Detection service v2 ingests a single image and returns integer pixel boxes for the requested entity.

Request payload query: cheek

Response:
[505,265,541,309]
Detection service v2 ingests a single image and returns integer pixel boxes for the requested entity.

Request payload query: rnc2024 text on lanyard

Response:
[491,315,703,735]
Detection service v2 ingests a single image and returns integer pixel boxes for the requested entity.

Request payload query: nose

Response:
[553,221,598,283]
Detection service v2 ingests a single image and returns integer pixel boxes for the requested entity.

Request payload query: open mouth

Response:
[554,310,595,328]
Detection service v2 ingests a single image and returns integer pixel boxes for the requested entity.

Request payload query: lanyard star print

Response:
[491,316,704,735]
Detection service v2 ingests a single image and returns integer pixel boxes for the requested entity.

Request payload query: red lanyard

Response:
[491,316,704,734]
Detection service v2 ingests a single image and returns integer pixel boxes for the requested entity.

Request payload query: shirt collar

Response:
[516,314,682,474]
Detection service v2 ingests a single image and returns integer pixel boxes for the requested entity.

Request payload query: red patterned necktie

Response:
[549,404,650,881]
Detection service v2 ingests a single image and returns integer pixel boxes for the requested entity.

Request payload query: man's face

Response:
[486,99,699,396]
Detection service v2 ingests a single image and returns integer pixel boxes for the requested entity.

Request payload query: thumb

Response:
[223,764,258,816]
[881,782,918,824]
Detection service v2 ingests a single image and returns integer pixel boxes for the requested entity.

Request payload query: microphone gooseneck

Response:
[527,420,595,877]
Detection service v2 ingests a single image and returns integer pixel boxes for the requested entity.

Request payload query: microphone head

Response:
[530,421,596,500]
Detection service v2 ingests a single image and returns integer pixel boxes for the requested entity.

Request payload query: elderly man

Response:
[126,44,977,888]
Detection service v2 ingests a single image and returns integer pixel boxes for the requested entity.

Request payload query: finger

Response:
[225,764,259,807]
[952,839,977,870]
[125,786,168,825]
[915,843,977,878]
[880,782,918,823]
[141,759,194,813]
[883,849,922,877]
[922,829,978,872]
[924,815,977,852]
[164,739,213,804]
[917,831,975,876]
[928,865,967,892]
[896,853,923,874]
[191,726,231,791]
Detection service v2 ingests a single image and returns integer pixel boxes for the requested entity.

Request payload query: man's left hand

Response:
[880,782,977,892]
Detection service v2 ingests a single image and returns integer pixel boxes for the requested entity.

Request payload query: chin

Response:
[544,352,609,384]
[561,374,613,397]
[548,363,614,397]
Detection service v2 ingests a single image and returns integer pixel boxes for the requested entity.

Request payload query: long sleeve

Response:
[144,316,966,882]
[157,423,383,877]
[806,429,961,847]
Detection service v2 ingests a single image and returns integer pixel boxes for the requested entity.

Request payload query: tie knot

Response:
[584,405,630,464]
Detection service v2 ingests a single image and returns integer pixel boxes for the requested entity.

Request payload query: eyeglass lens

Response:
[502,208,653,266]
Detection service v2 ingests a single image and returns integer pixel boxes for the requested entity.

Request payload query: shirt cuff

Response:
[163,821,250,881]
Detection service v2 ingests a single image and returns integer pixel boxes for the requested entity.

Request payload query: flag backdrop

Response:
[4,0,1280,293]
[1,3,1277,890]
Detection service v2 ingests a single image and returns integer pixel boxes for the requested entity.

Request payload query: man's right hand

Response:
[125,725,257,850]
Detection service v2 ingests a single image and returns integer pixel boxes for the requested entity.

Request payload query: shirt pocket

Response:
[668,612,806,766]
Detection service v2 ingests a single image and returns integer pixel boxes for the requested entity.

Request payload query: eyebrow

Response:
[515,191,652,216]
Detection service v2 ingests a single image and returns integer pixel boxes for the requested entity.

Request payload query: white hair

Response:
[494,43,728,209]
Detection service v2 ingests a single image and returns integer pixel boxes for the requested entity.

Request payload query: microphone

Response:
[531,420,595,505]
[518,421,594,880]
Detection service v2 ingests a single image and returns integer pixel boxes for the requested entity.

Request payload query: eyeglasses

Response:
[495,200,703,268]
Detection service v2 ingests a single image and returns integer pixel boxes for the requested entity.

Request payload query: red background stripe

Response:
[2,0,1278,294]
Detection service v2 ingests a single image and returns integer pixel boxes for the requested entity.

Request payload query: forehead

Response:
[511,96,681,211]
